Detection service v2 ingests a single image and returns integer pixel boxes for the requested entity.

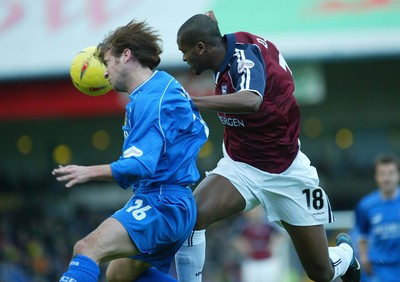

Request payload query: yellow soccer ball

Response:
[70,46,112,96]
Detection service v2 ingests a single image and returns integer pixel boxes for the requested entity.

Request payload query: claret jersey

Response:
[215,32,300,173]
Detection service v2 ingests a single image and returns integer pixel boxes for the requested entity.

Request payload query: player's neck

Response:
[380,187,398,200]
[212,38,227,72]
[128,67,154,93]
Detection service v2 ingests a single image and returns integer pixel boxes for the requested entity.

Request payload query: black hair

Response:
[177,14,222,47]
[375,153,400,171]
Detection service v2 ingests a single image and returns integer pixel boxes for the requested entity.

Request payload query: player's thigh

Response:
[75,217,139,263]
[106,258,151,282]
[194,173,246,229]
[281,222,333,277]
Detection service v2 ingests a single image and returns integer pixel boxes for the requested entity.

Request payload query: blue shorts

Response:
[112,185,196,273]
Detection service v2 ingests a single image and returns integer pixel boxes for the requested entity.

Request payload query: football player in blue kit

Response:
[52,20,208,282]
[355,154,400,282]
[174,13,360,282]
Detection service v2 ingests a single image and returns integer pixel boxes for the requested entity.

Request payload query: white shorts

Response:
[208,147,334,226]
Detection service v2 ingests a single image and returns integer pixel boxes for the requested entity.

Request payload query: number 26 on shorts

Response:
[126,199,152,220]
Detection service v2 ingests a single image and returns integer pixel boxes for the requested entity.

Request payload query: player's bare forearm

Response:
[191,91,261,113]
[52,164,114,188]
[358,239,372,274]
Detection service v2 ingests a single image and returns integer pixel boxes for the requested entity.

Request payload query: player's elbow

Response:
[241,91,262,113]
[250,101,262,112]
[245,96,262,113]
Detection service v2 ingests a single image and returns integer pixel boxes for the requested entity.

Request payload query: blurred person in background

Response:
[355,153,400,282]
[175,12,360,282]
[231,206,287,282]
[52,20,208,282]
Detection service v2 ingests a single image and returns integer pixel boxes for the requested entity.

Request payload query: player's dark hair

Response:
[97,20,162,70]
[177,14,222,47]
[375,153,400,171]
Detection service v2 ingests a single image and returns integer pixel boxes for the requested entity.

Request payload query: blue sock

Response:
[136,267,177,282]
[59,254,100,282]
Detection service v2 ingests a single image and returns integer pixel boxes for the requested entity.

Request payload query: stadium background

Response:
[1,0,399,281]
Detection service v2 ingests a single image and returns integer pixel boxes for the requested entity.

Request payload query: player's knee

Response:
[73,237,93,256]
[107,261,146,282]
[106,267,123,282]
[194,220,207,230]
[194,207,210,230]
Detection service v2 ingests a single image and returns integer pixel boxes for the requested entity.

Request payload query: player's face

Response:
[177,39,208,75]
[103,50,128,92]
[375,162,399,195]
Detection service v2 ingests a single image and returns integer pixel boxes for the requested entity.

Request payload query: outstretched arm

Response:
[52,164,113,188]
[191,90,262,113]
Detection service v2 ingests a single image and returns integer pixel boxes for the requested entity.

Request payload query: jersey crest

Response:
[221,83,228,94]
[237,59,255,73]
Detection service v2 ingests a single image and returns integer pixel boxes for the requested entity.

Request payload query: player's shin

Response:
[175,229,206,282]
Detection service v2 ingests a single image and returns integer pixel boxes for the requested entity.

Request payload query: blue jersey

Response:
[355,188,400,265]
[110,70,208,190]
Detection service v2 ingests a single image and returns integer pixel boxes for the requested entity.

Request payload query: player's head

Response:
[374,153,400,195]
[177,14,223,74]
[96,20,162,92]
[97,20,162,69]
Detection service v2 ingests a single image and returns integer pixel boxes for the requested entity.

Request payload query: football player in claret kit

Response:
[52,20,208,282]
[174,13,361,282]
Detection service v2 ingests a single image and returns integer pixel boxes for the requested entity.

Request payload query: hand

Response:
[52,165,91,188]
[360,255,373,275]
[204,10,218,23]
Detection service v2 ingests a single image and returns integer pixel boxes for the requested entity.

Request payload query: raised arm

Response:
[191,90,262,113]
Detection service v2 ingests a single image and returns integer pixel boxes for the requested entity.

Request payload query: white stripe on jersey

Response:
[158,77,175,153]
[236,49,251,90]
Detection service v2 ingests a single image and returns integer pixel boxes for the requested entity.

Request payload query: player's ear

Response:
[194,42,206,55]
[121,48,132,62]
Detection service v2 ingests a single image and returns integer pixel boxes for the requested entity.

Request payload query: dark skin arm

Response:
[191,90,262,113]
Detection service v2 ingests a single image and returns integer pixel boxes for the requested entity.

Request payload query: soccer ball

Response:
[70,46,112,96]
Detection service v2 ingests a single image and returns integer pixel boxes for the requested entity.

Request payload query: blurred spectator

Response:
[231,206,287,282]
[355,153,400,282]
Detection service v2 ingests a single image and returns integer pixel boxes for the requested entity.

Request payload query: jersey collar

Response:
[130,70,158,97]
[215,33,236,78]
